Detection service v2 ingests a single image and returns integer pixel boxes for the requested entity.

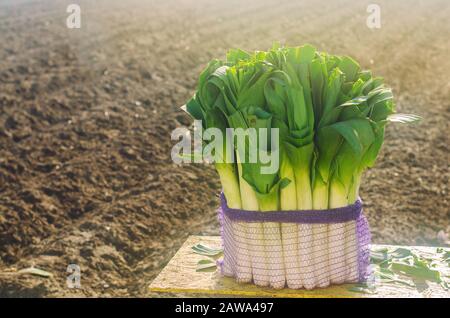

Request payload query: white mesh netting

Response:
[218,194,371,290]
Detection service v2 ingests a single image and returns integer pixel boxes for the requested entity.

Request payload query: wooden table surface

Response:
[149,236,449,298]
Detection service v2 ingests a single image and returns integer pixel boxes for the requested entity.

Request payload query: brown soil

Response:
[0,0,448,297]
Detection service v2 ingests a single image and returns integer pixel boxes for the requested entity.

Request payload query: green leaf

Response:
[192,244,223,257]
[387,113,421,123]
[348,284,377,294]
[184,96,205,121]
[338,56,360,83]
[390,247,413,259]
[196,259,218,272]
[226,48,251,64]
[18,267,53,278]
[279,177,292,190]
[320,68,343,126]
[338,96,368,108]
[376,267,415,287]
[196,244,223,254]
[329,119,375,155]
[310,57,326,122]
[371,248,389,264]
[391,262,442,283]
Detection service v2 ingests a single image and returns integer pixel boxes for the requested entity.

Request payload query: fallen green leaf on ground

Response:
[361,246,450,294]
[375,266,415,287]
[196,259,218,272]
[391,261,441,282]
[17,267,53,278]
[348,283,377,294]
[191,244,223,257]
[436,247,450,265]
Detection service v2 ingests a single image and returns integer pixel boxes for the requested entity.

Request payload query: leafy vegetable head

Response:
[182,44,420,210]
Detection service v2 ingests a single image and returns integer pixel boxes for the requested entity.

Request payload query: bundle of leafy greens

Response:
[182,44,419,289]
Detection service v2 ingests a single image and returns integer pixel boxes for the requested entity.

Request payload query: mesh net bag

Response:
[218,193,371,290]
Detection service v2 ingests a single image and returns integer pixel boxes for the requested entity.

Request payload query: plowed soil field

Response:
[0,0,448,297]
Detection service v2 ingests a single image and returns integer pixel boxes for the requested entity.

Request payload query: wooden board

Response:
[149,236,449,298]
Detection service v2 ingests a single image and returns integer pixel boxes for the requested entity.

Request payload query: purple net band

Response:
[220,193,363,224]
[357,214,372,281]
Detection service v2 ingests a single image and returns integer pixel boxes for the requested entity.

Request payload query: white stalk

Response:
[328,178,348,284]
[312,177,330,288]
[295,167,315,290]
[216,163,245,279]
[345,175,361,282]
[237,163,266,286]
[260,195,285,289]
[280,159,301,289]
